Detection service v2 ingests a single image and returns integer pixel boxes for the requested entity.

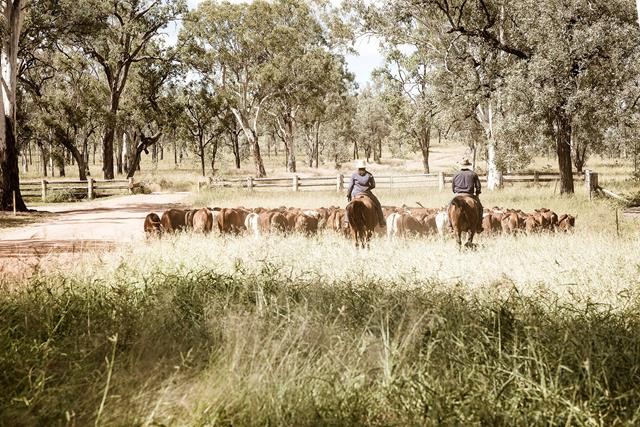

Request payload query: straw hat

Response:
[459,157,472,167]
[354,159,367,169]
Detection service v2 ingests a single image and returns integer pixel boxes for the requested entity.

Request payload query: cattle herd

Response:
[143,204,576,240]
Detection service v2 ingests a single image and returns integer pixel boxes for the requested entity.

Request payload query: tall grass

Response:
[2,224,640,425]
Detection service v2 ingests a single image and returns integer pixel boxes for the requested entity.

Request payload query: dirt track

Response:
[0,192,189,263]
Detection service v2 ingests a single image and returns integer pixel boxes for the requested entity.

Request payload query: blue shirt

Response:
[347,171,376,197]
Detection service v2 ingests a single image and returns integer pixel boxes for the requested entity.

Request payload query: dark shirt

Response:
[347,171,376,197]
[452,168,481,195]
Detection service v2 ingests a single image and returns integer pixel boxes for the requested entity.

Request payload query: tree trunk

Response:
[572,137,588,173]
[250,131,266,177]
[173,140,178,167]
[231,108,266,177]
[198,136,206,177]
[0,0,27,211]
[58,137,88,181]
[210,140,218,175]
[555,113,574,194]
[353,141,358,160]
[116,127,124,175]
[478,103,500,190]
[40,143,48,177]
[230,130,241,169]
[92,142,97,165]
[151,140,158,164]
[419,126,431,174]
[314,122,320,168]
[126,131,161,179]
[57,153,65,177]
[102,108,116,179]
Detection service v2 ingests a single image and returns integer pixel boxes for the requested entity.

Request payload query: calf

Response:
[161,209,189,233]
[144,213,163,238]
[435,211,450,237]
[557,214,576,232]
[295,213,319,235]
[192,208,213,234]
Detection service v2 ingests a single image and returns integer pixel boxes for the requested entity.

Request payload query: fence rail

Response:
[202,171,587,192]
[20,178,134,201]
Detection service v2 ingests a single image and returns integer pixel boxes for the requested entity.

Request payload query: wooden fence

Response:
[201,171,587,192]
[20,178,134,201]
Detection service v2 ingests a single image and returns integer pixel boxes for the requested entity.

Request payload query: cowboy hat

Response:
[354,159,367,169]
[459,157,472,167]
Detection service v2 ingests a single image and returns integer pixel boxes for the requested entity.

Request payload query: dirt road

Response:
[0,192,189,260]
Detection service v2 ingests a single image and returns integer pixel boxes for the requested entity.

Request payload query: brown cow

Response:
[524,215,541,234]
[557,214,576,232]
[184,209,199,228]
[161,209,189,233]
[284,210,300,232]
[501,210,523,234]
[218,208,250,234]
[144,213,163,238]
[258,211,288,234]
[535,208,558,231]
[482,211,503,235]
[295,213,319,235]
[193,208,214,234]
[421,213,438,235]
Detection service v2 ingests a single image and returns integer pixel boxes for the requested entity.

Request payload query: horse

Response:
[448,195,482,249]
[346,195,378,249]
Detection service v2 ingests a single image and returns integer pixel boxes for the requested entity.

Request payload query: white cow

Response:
[386,212,402,239]
[435,210,450,237]
[244,212,260,237]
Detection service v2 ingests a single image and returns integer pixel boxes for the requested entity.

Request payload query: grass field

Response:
[2,181,640,425]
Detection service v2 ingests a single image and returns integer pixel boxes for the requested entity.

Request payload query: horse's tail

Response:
[346,200,365,240]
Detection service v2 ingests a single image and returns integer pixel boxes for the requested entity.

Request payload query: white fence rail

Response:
[20,178,134,201]
[201,171,587,192]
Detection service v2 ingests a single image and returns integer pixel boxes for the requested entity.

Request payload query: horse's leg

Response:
[465,231,476,249]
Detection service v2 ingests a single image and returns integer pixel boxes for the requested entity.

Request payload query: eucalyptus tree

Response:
[175,82,225,177]
[1,0,27,210]
[353,86,391,162]
[65,0,186,179]
[36,53,106,180]
[181,0,348,177]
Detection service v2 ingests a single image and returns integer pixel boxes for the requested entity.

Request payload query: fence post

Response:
[87,178,95,200]
[336,174,343,192]
[533,171,539,185]
[438,171,445,191]
[293,175,299,192]
[585,170,598,197]
[247,177,254,191]
[389,175,393,189]
[128,177,134,194]
[41,179,47,202]
[496,171,504,189]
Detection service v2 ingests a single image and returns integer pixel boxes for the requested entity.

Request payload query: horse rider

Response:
[346,160,386,228]
[452,157,484,232]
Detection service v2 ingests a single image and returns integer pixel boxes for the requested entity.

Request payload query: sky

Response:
[164,0,383,88]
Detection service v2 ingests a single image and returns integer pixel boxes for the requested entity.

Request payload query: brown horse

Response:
[448,195,482,249]
[346,195,378,249]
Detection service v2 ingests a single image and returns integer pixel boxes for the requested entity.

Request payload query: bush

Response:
[43,188,87,203]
